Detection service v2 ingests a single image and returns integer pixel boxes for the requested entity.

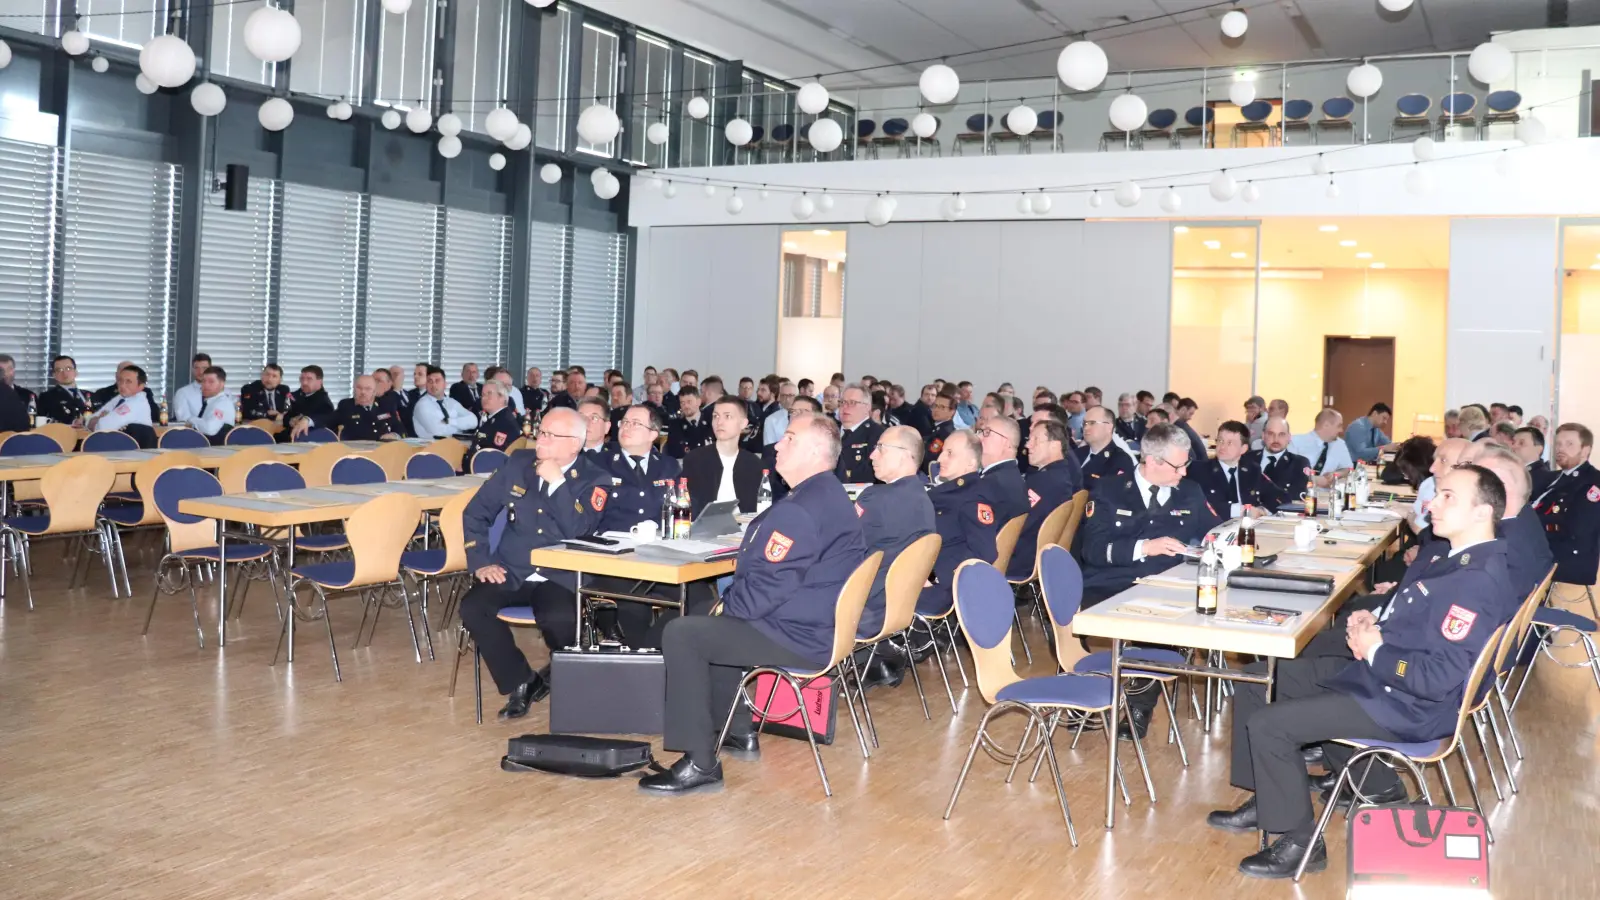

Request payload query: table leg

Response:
[1105,637,1122,830]
[574,570,585,648]
[679,582,687,617]
[286,532,297,663]
[1259,655,1279,852]
[217,521,229,646]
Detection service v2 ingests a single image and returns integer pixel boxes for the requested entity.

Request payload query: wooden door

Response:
[1322,337,1395,425]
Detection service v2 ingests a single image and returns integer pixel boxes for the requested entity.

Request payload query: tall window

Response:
[450,0,513,134]
[278,185,363,399]
[375,0,437,109]
[576,22,620,157]
[77,0,170,49]
[0,136,60,388]
[291,0,368,101]
[567,227,625,373]
[363,197,439,373]
[211,1,277,86]
[440,209,512,374]
[525,221,569,371]
[534,3,571,151]
[628,34,672,167]
[197,179,279,381]
[681,52,717,167]
[0,0,61,36]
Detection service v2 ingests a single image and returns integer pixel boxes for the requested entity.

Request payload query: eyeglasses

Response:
[1153,455,1190,472]
[841,399,869,408]
[534,430,580,441]
[1083,418,1112,428]
[975,427,995,438]
[621,419,658,433]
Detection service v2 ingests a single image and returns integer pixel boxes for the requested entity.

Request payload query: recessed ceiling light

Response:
[1339,239,1357,247]
[782,241,798,250]
[1230,251,1248,259]
[1355,251,1373,259]
[812,229,832,236]
[1204,240,1221,249]
[1319,224,1339,233]
[1174,226,1190,234]
[1370,262,1386,269]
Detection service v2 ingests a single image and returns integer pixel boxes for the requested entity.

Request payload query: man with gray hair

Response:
[1115,392,1146,446]
[470,378,521,457]
[978,413,1029,526]
[835,383,883,484]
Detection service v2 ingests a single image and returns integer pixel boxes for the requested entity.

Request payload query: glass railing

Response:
[647,45,1600,168]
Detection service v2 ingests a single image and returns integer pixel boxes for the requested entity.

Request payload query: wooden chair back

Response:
[435,485,482,575]
[125,451,201,527]
[1056,490,1090,549]
[38,454,116,534]
[991,514,1028,575]
[1011,502,1075,584]
[369,440,418,482]
[34,422,76,452]
[1497,566,1556,675]
[247,418,282,435]
[954,560,1023,704]
[297,442,352,487]
[860,534,940,644]
[347,492,425,587]
[216,446,278,494]
[1455,624,1511,739]
[423,437,467,473]
[804,552,883,677]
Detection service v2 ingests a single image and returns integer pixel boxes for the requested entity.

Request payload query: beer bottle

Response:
[1196,544,1220,616]
[673,477,693,539]
[1304,478,1318,518]
[1238,515,1256,567]
[756,469,774,514]
[158,400,169,427]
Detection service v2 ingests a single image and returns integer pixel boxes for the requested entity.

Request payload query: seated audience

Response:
[1289,408,1354,485]
[682,395,762,516]
[854,425,937,687]
[1343,402,1398,463]
[1007,418,1078,580]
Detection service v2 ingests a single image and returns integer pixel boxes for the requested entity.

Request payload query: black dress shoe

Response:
[1206,797,1259,833]
[1302,744,1326,767]
[1115,703,1153,742]
[1238,834,1326,879]
[496,669,551,720]
[720,731,760,760]
[861,657,906,690]
[1321,778,1409,811]
[638,755,724,794]
[1311,771,1340,793]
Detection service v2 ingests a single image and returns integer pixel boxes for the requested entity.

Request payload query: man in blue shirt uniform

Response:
[1344,402,1398,464]
[1289,408,1356,486]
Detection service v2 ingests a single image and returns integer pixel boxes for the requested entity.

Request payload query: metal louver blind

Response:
[61,151,180,391]
[279,183,363,399]
[0,137,60,390]
[567,227,625,374]
[197,177,279,381]
[440,208,511,374]
[525,221,569,371]
[363,196,439,373]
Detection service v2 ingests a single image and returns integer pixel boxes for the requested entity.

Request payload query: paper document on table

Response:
[1280,545,1368,560]
[1216,607,1295,627]
[1115,600,1190,620]
[1134,573,1198,589]
[1270,556,1359,575]
[1322,529,1378,543]
[1346,507,1403,521]
[633,538,741,562]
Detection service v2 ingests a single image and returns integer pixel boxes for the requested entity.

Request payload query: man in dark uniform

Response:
[925,389,958,477]
[1007,418,1080,580]
[1513,426,1551,494]
[239,363,293,425]
[742,375,781,454]
[279,366,337,442]
[1461,442,1553,609]
[470,380,521,458]
[449,362,482,416]
[641,415,867,793]
[548,367,582,412]
[372,367,404,422]
[457,407,612,719]
[333,374,401,442]
[577,396,612,462]
[1114,392,1147,446]
[522,366,550,421]
[0,354,36,415]
[1188,420,1282,516]
[836,384,884,484]
[854,425,938,688]
[1207,465,1515,878]
[978,414,1030,527]
[764,398,823,503]
[1075,405,1137,486]
[919,430,1008,619]
[1533,422,1600,587]
[665,386,712,458]
[35,355,93,425]
[1256,416,1312,497]
[590,404,685,643]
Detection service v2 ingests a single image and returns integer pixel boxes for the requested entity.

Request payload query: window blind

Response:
[197,177,279,382]
[60,150,180,391]
[524,220,569,371]
[279,183,364,399]
[0,137,60,389]
[567,227,625,374]
[363,196,438,374]
[440,208,510,375]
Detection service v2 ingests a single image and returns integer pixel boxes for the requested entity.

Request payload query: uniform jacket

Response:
[981,458,1031,531]
[546,392,578,412]
[924,420,956,476]
[1075,443,1136,488]
[462,451,610,591]
[334,398,400,441]
[854,475,936,637]
[721,471,867,666]
[1187,455,1284,514]
[1008,458,1079,579]
[1177,421,1207,460]
[522,385,550,418]
[471,406,521,456]
[1079,475,1220,597]
[1257,447,1314,496]
[1533,461,1600,585]
[239,380,293,421]
[597,447,682,532]
[449,380,483,415]
[0,382,28,432]
[36,384,93,424]
[1528,459,1555,496]
[682,444,761,517]
[665,413,713,458]
[836,419,885,484]
[919,472,1009,615]
[285,388,335,430]
[1114,415,1146,446]
[1323,539,1515,742]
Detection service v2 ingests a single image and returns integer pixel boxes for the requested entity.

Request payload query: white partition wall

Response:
[636,224,781,381]
[1447,218,1559,418]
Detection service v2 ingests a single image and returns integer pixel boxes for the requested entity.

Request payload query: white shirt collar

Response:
[981,458,1014,474]
[1448,537,1491,558]
[1132,467,1169,506]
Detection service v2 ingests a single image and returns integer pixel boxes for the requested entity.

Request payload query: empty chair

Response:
[765,122,795,161]
[215,446,277,494]
[873,117,909,158]
[296,442,352,488]
[368,440,418,482]
[330,455,386,486]
[100,450,203,597]
[1231,100,1275,146]
[1481,90,1522,137]
[1280,99,1314,144]
[1438,91,1477,136]
[422,437,467,473]
[406,452,456,480]
[0,454,118,608]
[468,448,508,475]
[32,422,76,452]
[1173,106,1214,148]
[1,432,62,456]
[247,461,348,556]
[1390,93,1432,140]
[852,533,941,733]
[1140,108,1178,149]
[82,430,139,452]
[295,427,338,443]
[159,428,210,450]
[225,425,274,446]
[1316,97,1357,144]
[953,113,992,156]
[855,117,877,149]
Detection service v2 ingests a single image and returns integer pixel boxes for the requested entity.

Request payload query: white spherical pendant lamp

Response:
[808,118,843,153]
[405,107,432,133]
[646,122,669,145]
[484,106,519,141]
[686,96,709,120]
[436,112,462,136]
[1229,80,1256,107]
[61,30,90,56]
[920,64,960,104]
[242,6,302,64]
[539,163,561,184]
[258,97,294,131]
[725,118,753,146]
[797,82,829,115]
[381,109,402,130]
[1221,9,1248,39]
[1347,63,1383,99]
[1109,94,1148,132]
[1468,42,1513,84]
[1057,40,1108,92]
[792,194,816,221]
[577,104,620,144]
[437,134,462,158]
[489,153,507,171]
[190,82,227,117]
[1114,181,1141,207]
[140,34,196,89]
[1209,170,1238,202]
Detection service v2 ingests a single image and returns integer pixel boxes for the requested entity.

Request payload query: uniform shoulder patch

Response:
[1027,489,1041,508]
[928,438,944,455]
[1589,485,1600,503]
[1395,660,1408,677]
[765,531,794,562]
[854,502,865,518]
[493,432,507,447]
[976,502,994,525]
[1440,604,1477,642]
[590,486,607,511]
[1085,500,1095,518]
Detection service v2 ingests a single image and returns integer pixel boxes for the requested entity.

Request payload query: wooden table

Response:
[528,546,738,640]
[1069,511,1404,829]
[177,475,488,650]
[0,443,325,484]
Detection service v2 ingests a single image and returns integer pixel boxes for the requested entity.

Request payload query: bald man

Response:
[854,425,937,688]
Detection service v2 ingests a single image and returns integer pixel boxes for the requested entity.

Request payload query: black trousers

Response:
[661,616,818,766]
[458,579,578,695]
[1229,630,1401,838]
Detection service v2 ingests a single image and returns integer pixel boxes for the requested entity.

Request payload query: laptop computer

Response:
[688,499,739,539]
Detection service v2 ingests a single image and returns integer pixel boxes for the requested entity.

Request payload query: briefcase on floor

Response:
[548,648,665,735]
[1348,803,1489,896]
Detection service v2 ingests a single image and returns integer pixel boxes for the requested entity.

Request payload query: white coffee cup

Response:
[1293,519,1318,551]
[630,520,659,543]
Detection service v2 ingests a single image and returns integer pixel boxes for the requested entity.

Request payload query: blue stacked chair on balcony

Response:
[1280,99,1314,145]
[1481,90,1522,138]
[953,113,992,156]
[872,116,909,158]
[1231,99,1275,146]
[1173,106,1213,148]
[1390,93,1432,140]
[855,118,877,157]
[1140,108,1179,149]
[1437,92,1477,137]
[1317,97,1357,143]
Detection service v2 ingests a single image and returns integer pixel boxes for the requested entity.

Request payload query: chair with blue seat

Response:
[422,437,468,473]
[405,452,456,480]
[296,441,353,488]
[942,559,1154,845]
[468,448,508,475]
[712,551,882,797]
[1390,93,1433,140]
[100,450,202,598]
[1437,91,1477,137]
[1009,495,1082,661]
[1139,108,1179,149]
[953,113,992,156]
[1,432,62,456]
[82,430,139,452]
[1512,565,1600,716]
[295,427,339,443]
[368,440,419,482]
[246,461,350,557]
[764,122,795,161]
[873,116,910,158]
[1231,99,1276,146]
[1280,99,1314,144]
[1464,567,1554,797]
[0,454,117,610]
[1173,106,1214,148]
[276,491,427,681]
[33,422,76,452]
[1316,97,1357,144]
[159,428,210,450]
[1295,622,1509,882]
[855,118,877,157]
[144,466,277,647]
[851,533,941,738]
[225,425,274,446]
[330,455,386,486]
[1481,90,1522,138]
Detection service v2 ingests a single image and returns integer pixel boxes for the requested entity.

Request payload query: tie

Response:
[471,384,479,403]
[1314,442,1330,473]
[267,391,276,412]
[630,454,646,476]
[1148,484,1162,511]
[1225,466,1239,503]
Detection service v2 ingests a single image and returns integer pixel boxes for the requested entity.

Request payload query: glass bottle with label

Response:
[159,400,169,426]
[673,477,693,538]
[1238,515,1256,567]
[1196,544,1220,616]
[1304,478,1318,518]
[756,469,773,514]
[660,480,678,535]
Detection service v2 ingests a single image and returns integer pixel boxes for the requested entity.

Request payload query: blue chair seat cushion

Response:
[292,561,356,588]
[1533,606,1597,632]
[295,532,349,551]
[997,674,1115,709]
[1332,736,1450,759]
[179,542,274,563]
[3,515,51,534]
[497,606,538,625]
[400,548,449,575]
[101,504,146,525]
[1074,648,1187,679]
